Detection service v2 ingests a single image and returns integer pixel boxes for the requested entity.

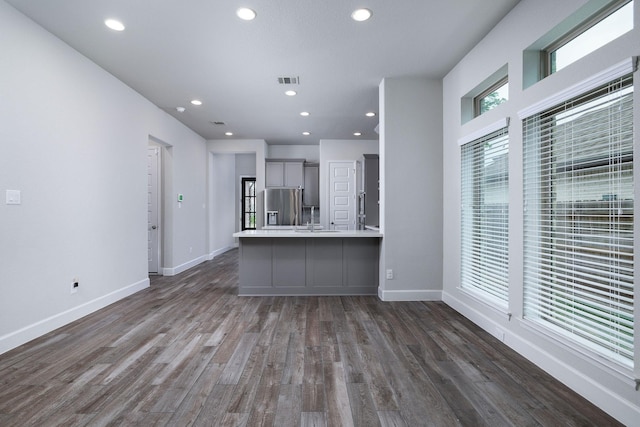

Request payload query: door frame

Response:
[147,145,162,275]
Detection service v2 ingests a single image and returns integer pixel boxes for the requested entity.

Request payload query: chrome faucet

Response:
[310,206,315,232]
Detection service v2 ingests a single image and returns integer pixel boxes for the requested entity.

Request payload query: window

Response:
[461,64,508,123]
[241,177,256,230]
[461,126,509,306]
[522,74,634,366]
[545,0,633,75]
[523,0,634,88]
[474,77,509,117]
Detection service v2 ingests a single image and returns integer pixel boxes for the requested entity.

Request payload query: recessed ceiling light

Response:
[366,112,376,117]
[351,8,372,22]
[236,8,257,21]
[191,99,202,106]
[285,90,297,96]
[302,131,311,136]
[300,111,310,116]
[176,107,186,113]
[354,132,362,136]
[225,132,234,136]
[104,19,125,31]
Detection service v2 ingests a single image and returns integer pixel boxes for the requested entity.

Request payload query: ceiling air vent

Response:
[278,76,299,85]
[210,121,226,126]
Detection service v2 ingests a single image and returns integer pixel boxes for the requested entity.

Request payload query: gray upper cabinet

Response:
[363,154,379,227]
[284,161,304,187]
[266,161,284,187]
[303,163,319,206]
[266,159,305,188]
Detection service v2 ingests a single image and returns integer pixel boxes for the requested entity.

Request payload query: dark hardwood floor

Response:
[0,249,621,426]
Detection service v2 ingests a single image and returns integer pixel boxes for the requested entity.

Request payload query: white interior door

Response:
[147,147,161,274]
[329,161,356,230]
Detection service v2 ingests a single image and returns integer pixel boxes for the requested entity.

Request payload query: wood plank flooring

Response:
[0,249,622,426]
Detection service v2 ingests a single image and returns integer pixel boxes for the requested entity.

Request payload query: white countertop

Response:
[262,225,325,230]
[233,229,382,238]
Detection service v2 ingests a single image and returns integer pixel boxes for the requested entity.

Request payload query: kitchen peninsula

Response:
[233,229,382,296]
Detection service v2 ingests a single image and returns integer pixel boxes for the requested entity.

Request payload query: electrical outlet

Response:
[71,278,79,294]
[6,190,21,205]
[386,269,394,280]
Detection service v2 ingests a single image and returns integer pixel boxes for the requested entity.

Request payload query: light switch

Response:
[6,190,21,205]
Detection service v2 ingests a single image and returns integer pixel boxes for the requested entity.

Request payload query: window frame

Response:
[541,0,633,77]
[521,73,634,368]
[473,76,509,118]
[461,64,508,124]
[460,125,510,308]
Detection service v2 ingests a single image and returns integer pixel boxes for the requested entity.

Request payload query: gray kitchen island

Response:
[232,229,382,296]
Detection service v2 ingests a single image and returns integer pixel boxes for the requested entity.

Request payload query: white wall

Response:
[378,77,443,302]
[0,1,208,353]
[207,139,266,249]
[318,139,379,228]
[268,145,320,163]
[162,133,208,276]
[209,153,236,253]
[442,0,640,424]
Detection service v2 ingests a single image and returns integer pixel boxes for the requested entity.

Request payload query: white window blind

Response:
[461,127,509,306]
[522,74,634,367]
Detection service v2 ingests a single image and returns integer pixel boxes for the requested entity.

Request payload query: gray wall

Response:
[378,77,443,301]
[0,1,208,353]
[268,145,320,163]
[442,0,639,423]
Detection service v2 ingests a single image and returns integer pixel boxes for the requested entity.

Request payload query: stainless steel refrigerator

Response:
[264,188,303,226]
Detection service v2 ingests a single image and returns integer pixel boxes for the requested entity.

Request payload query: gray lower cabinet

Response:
[273,239,306,287]
[306,239,344,287]
[238,239,272,288]
[238,237,380,295]
[344,239,380,288]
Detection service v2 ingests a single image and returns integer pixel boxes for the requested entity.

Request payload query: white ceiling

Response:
[6,0,521,145]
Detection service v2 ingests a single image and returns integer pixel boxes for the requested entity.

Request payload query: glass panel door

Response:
[242,177,256,230]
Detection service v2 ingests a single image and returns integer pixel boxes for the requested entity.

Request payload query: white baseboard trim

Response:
[163,247,236,276]
[378,288,442,301]
[207,245,236,261]
[442,291,509,341]
[442,291,640,426]
[163,255,207,276]
[0,278,149,356]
